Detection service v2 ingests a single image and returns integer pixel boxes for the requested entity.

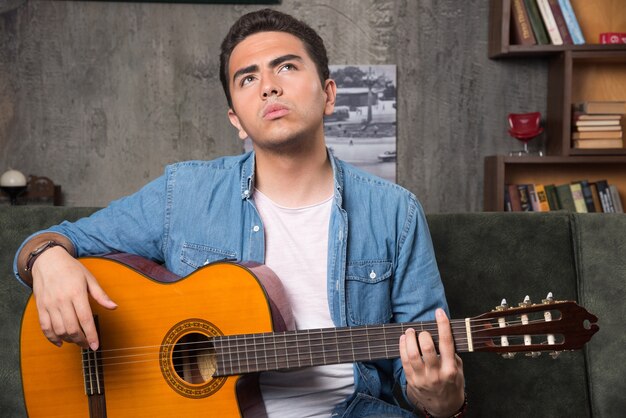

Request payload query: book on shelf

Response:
[523,0,550,45]
[574,120,621,127]
[575,125,621,132]
[573,138,624,149]
[573,101,626,115]
[555,184,576,211]
[573,113,622,122]
[589,183,603,213]
[511,0,536,45]
[594,180,615,213]
[574,180,596,212]
[544,184,560,210]
[517,184,532,211]
[534,184,550,212]
[557,0,585,44]
[536,0,563,45]
[526,184,550,212]
[569,183,588,213]
[507,184,523,212]
[609,185,624,213]
[572,131,622,139]
[547,0,573,44]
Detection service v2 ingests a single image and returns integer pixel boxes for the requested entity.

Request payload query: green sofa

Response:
[1,207,624,417]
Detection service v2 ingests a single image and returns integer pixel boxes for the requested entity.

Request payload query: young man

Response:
[15,9,465,418]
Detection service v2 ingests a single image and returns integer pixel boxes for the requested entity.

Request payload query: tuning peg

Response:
[501,352,516,359]
[542,292,555,304]
[519,295,531,307]
[495,298,508,311]
[525,351,541,358]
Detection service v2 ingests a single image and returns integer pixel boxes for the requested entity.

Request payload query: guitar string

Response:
[78,317,561,371]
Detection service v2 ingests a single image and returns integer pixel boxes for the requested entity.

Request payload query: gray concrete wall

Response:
[0,0,548,212]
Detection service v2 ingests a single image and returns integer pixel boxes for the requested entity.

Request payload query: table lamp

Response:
[1,169,28,205]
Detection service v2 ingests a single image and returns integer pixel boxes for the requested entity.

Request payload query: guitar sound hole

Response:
[172,333,216,384]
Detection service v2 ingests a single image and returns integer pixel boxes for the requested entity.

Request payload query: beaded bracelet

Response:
[423,393,467,418]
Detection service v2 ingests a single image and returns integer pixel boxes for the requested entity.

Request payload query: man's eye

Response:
[279,64,295,72]
[241,76,254,86]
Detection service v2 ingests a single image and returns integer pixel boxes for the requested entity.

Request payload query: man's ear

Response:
[323,79,337,116]
[227,109,249,140]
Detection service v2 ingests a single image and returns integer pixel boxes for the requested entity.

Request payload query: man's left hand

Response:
[399,308,465,417]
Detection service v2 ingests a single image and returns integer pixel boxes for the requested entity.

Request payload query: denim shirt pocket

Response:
[346,260,393,325]
[180,242,238,273]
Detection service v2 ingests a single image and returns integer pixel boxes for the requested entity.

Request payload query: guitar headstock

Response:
[468,293,599,359]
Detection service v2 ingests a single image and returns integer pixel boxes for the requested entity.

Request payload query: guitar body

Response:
[20,257,281,417]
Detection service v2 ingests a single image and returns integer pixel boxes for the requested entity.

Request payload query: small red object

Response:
[508,112,543,142]
[599,32,626,44]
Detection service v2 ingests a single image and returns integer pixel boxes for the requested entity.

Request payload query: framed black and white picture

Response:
[325,65,397,183]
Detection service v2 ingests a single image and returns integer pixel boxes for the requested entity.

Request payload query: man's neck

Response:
[253,143,333,208]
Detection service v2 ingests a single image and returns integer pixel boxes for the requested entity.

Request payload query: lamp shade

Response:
[0,169,27,187]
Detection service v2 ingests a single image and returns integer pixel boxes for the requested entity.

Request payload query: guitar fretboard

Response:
[213,321,469,376]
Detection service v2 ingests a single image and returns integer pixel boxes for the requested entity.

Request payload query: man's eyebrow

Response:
[232,64,259,84]
[269,54,304,68]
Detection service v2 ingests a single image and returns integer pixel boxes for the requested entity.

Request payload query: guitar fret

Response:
[295,331,301,367]
[365,325,371,360]
[227,336,234,375]
[307,329,313,366]
[320,330,326,365]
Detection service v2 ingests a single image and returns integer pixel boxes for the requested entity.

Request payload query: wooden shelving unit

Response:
[485,0,626,211]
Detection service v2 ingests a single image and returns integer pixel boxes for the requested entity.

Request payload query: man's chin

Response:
[252,134,311,154]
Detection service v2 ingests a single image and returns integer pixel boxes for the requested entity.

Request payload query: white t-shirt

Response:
[253,189,355,418]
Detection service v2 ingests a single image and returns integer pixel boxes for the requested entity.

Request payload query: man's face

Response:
[227,31,336,152]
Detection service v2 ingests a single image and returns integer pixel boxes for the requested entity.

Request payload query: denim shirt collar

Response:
[239,148,345,206]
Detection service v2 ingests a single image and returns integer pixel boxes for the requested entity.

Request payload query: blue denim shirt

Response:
[14,151,447,417]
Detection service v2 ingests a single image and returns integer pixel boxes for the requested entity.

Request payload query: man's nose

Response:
[261,77,283,98]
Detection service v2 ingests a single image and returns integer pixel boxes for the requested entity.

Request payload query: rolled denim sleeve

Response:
[391,196,448,405]
[13,172,169,286]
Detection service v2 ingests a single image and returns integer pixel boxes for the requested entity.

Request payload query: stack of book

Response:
[572,101,625,149]
[511,0,585,46]
[505,181,624,213]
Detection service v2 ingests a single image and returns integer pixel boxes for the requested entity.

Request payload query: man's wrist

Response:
[17,233,75,286]
[422,392,467,418]
[25,241,67,272]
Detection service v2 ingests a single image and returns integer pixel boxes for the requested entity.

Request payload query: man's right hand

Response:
[31,247,117,350]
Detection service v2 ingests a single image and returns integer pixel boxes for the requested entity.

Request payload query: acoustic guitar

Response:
[20,255,599,417]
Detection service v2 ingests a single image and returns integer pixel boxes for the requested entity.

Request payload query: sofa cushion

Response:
[573,213,626,418]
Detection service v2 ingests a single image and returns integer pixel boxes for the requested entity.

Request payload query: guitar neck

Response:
[213,320,469,376]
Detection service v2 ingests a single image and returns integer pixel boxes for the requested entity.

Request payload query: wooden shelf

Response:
[484,155,626,211]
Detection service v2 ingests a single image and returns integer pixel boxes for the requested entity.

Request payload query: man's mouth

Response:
[262,103,290,120]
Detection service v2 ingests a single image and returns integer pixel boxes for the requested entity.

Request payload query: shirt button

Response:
[244,190,250,197]
[369,270,376,279]
[253,225,260,232]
